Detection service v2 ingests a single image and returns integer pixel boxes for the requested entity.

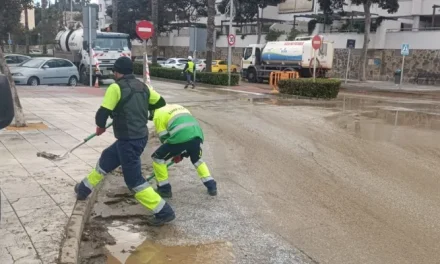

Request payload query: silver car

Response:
[5,54,31,67]
[10,57,79,86]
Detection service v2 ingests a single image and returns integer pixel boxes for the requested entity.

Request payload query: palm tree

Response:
[151,0,159,64]
[0,49,26,127]
[112,0,118,32]
[205,0,216,72]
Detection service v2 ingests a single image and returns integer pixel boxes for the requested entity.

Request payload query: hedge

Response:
[133,62,239,86]
[278,78,341,99]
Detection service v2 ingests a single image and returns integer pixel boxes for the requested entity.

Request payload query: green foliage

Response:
[265,29,283,42]
[0,0,30,45]
[286,28,301,41]
[278,78,341,99]
[133,63,240,86]
[217,0,284,24]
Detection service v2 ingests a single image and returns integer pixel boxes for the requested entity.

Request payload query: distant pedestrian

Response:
[183,56,195,89]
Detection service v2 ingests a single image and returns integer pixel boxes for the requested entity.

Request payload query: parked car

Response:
[211,60,239,73]
[5,54,31,67]
[134,56,167,65]
[162,58,188,70]
[10,57,80,86]
[29,49,43,55]
[194,59,206,72]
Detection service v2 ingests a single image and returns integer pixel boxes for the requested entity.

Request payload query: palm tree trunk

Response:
[359,1,371,81]
[112,0,118,32]
[24,7,30,54]
[256,7,263,44]
[151,0,159,64]
[205,0,216,72]
[0,49,26,127]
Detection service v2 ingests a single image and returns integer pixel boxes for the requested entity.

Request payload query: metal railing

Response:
[386,27,440,33]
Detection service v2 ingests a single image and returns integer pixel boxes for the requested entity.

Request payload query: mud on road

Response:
[79,93,440,264]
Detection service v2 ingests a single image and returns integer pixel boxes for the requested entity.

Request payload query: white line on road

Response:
[215,88,264,96]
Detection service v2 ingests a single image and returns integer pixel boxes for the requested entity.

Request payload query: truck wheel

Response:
[247,69,257,83]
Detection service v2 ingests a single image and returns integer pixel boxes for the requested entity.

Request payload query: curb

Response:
[58,182,104,264]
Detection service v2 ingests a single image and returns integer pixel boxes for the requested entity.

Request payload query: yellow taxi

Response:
[211,60,239,73]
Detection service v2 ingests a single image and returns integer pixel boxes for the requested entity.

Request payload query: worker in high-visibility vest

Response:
[150,104,217,198]
[74,57,175,226]
[183,56,196,89]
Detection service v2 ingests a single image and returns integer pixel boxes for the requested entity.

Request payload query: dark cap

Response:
[113,57,133,75]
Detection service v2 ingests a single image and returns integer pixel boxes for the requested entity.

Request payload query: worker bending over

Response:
[150,104,217,198]
[74,57,175,226]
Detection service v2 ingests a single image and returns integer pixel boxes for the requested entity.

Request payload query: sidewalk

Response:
[0,86,115,264]
[341,79,440,92]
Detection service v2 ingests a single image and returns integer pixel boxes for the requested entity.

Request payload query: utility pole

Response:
[227,0,233,86]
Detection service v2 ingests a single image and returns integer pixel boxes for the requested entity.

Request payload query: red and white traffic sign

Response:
[136,20,154,40]
[312,35,322,50]
[228,34,236,46]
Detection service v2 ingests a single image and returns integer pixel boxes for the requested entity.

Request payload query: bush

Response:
[278,78,341,99]
[133,62,239,86]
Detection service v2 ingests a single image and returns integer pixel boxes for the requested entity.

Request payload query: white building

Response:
[96,0,440,50]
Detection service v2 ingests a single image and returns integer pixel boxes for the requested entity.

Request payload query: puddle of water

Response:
[6,122,48,131]
[107,240,235,264]
[106,223,235,264]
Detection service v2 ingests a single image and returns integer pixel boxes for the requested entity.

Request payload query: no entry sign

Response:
[312,35,322,50]
[136,20,154,40]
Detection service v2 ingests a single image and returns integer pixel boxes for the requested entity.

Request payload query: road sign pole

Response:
[193,27,197,86]
[143,40,147,84]
[88,5,92,87]
[399,55,405,89]
[228,0,233,86]
[313,49,317,82]
[345,48,351,84]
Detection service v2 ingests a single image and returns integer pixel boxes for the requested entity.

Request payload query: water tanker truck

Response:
[54,28,131,85]
[241,36,334,82]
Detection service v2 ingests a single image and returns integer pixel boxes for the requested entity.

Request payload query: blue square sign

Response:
[7,39,12,45]
[401,43,410,56]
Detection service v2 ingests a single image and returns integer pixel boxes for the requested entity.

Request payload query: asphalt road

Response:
[82,80,440,264]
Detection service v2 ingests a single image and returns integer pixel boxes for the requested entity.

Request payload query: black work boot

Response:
[203,180,217,196]
[184,84,188,89]
[156,184,172,198]
[191,83,195,89]
[145,202,176,226]
[74,182,91,200]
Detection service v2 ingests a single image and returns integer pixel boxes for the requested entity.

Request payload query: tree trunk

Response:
[112,0,118,32]
[256,7,261,44]
[205,0,216,72]
[359,1,371,81]
[0,49,26,127]
[24,8,30,54]
[151,0,159,64]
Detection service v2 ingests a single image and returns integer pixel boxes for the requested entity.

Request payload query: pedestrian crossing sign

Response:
[401,44,410,56]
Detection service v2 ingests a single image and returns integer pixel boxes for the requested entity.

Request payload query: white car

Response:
[162,58,188,70]
[194,59,206,71]
[5,54,31,67]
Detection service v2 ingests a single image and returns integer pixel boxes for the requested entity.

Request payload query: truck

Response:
[241,36,334,83]
[54,28,131,85]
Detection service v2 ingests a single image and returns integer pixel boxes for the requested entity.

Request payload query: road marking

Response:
[216,88,264,96]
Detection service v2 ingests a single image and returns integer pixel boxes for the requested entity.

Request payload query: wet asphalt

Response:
[80,80,440,264]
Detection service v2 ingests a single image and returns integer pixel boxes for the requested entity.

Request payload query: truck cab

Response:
[241,44,264,80]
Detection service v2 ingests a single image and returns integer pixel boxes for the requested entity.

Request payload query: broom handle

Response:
[83,122,113,142]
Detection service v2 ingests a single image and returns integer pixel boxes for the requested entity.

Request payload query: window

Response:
[243,48,252,60]
[212,61,217,65]
[166,59,176,64]
[44,60,59,68]
[57,59,74,67]
[20,59,45,68]
[219,61,227,65]
[93,37,129,51]
[16,56,29,63]
[178,59,188,64]
[5,56,17,64]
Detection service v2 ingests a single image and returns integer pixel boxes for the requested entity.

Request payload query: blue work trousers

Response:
[99,137,147,190]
